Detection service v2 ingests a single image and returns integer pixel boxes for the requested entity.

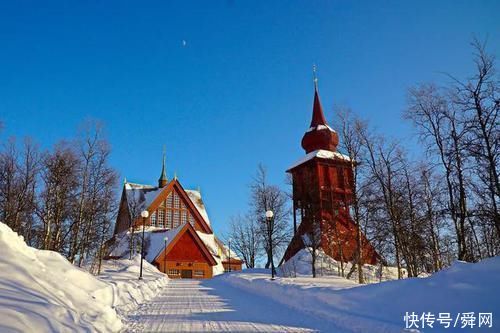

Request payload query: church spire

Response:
[301,65,339,153]
[158,146,168,188]
[310,67,327,127]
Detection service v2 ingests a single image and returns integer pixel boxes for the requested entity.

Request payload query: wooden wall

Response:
[283,157,379,265]
[154,232,215,279]
[156,261,213,279]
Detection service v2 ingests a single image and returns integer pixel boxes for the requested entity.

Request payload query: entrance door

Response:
[181,269,193,278]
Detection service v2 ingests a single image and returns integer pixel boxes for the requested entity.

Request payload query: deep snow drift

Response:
[96,256,169,314]
[220,252,500,332]
[0,222,167,333]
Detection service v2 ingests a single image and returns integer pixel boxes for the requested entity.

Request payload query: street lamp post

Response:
[228,238,232,273]
[139,210,149,280]
[265,210,275,280]
[164,237,168,274]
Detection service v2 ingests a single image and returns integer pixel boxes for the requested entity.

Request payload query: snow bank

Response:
[218,257,500,333]
[97,256,169,314]
[0,222,169,333]
[0,222,122,333]
[280,248,407,282]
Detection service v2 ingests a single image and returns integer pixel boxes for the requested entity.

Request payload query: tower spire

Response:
[310,64,327,127]
[158,146,168,187]
[301,66,339,153]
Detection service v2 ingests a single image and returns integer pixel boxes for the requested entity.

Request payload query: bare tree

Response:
[38,143,79,252]
[301,210,322,278]
[67,123,100,262]
[418,164,446,271]
[126,191,143,259]
[0,138,39,244]
[76,138,118,267]
[250,164,291,273]
[406,84,476,261]
[336,108,367,283]
[358,128,406,278]
[227,214,261,268]
[451,39,499,237]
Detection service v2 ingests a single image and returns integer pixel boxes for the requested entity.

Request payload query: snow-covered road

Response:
[125,278,337,332]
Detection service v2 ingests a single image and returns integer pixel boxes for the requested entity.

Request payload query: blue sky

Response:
[1,1,499,237]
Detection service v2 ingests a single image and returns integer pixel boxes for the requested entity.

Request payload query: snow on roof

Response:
[124,182,155,190]
[109,225,185,262]
[306,124,336,133]
[185,190,211,227]
[196,231,220,257]
[196,232,241,261]
[288,149,351,171]
[124,182,163,215]
[145,226,184,262]
[217,238,240,262]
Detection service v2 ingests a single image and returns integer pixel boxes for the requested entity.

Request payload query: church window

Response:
[174,193,180,209]
[166,193,173,208]
[158,210,165,227]
[166,210,172,229]
[157,211,164,228]
[161,189,198,230]
[173,210,180,228]
[194,270,204,277]
[151,211,157,226]
[168,269,180,276]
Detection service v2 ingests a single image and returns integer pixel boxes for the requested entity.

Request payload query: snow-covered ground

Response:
[126,279,337,332]
[0,222,167,333]
[220,256,500,332]
[2,221,499,333]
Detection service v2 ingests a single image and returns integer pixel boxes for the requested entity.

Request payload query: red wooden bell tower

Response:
[282,78,379,265]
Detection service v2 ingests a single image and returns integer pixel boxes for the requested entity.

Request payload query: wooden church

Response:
[109,156,242,279]
[281,77,380,265]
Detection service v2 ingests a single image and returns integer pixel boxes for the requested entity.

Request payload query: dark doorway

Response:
[181,270,193,278]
